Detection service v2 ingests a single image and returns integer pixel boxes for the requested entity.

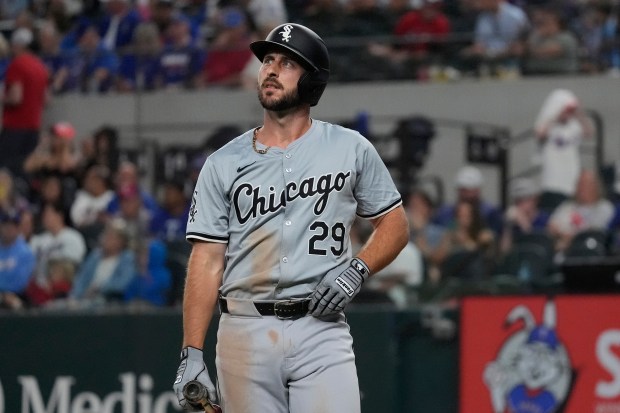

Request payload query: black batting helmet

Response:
[250,23,329,107]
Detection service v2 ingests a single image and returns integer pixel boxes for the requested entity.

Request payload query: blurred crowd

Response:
[1,0,620,311]
[0,119,201,310]
[0,0,618,95]
[0,83,618,311]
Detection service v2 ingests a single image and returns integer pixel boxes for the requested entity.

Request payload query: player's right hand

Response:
[309,258,370,317]
[173,346,217,411]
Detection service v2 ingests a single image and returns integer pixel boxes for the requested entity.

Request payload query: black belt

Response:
[219,297,310,319]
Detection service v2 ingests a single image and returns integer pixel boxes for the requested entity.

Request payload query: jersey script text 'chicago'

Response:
[233,170,352,223]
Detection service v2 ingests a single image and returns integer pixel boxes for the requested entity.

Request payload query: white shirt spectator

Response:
[70,189,115,227]
[30,228,87,285]
[365,241,424,308]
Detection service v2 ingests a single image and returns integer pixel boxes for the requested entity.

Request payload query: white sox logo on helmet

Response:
[279,24,293,42]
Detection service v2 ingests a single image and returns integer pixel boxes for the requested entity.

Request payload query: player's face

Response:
[257,52,304,112]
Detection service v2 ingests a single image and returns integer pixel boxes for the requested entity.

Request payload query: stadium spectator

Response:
[499,177,550,255]
[459,0,529,76]
[105,160,158,218]
[433,165,503,235]
[70,164,114,230]
[107,182,154,254]
[97,0,143,53]
[80,125,121,174]
[0,168,31,217]
[124,238,171,307]
[23,121,80,210]
[547,169,614,255]
[158,15,205,89]
[181,0,210,44]
[521,6,579,75]
[367,0,452,80]
[41,0,81,34]
[0,28,49,185]
[534,88,593,211]
[407,185,448,284]
[203,7,253,87]
[69,218,136,304]
[23,121,79,178]
[72,24,120,94]
[0,208,35,309]
[151,0,189,45]
[25,201,87,306]
[352,218,424,308]
[37,21,76,95]
[395,0,452,62]
[116,21,163,92]
[150,178,189,242]
[438,198,497,280]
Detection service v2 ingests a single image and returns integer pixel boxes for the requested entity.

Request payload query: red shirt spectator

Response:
[203,7,253,87]
[393,1,451,55]
[0,28,49,182]
[2,47,49,130]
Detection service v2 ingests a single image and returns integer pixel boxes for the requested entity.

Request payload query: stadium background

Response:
[1,0,620,412]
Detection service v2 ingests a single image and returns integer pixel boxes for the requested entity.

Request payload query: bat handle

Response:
[183,380,222,413]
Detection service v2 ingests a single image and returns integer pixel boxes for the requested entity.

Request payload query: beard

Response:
[258,85,303,112]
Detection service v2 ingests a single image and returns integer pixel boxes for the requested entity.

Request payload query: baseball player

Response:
[173,23,409,413]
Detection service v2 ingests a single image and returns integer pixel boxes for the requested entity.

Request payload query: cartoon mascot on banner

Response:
[484,300,575,413]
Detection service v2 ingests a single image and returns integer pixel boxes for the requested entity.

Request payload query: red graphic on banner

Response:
[460,296,620,413]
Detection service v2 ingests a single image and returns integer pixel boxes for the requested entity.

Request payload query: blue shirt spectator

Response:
[0,210,35,294]
[149,179,189,242]
[118,53,161,91]
[70,219,136,301]
[125,239,171,306]
[473,0,529,57]
[116,22,162,92]
[158,16,205,89]
[65,25,119,94]
[97,2,143,52]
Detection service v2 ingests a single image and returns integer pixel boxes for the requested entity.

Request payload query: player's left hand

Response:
[309,258,370,317]
[173,347,217,411]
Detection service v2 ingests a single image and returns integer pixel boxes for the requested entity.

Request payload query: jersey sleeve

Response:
[354,139,402,219]
[186,157,230,243]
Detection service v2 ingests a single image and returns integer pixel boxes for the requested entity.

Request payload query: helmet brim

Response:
[250,40,318,72]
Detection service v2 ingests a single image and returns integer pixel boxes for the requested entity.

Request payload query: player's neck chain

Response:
[252,127,271,154]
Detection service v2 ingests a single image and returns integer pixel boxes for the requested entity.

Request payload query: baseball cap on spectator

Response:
[510,178,539,201]
[455,166,483,189]
[50,121,76,140]
[10,28,33,47]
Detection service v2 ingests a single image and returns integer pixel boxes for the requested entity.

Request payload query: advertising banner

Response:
[460,295,620,413]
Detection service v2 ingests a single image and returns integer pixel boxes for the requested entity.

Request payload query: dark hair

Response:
[456,199,487,241]
[43,200,68,223]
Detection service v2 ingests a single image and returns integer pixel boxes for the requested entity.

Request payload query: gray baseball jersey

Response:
[187,119,402,300]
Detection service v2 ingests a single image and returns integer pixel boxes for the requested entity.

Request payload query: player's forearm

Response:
[182,242,226,349]
[356,206,409,275]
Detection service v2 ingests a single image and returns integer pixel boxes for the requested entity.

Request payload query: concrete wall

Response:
[44,75,620,204]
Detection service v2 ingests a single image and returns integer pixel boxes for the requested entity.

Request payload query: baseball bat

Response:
[182,380,222,413]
